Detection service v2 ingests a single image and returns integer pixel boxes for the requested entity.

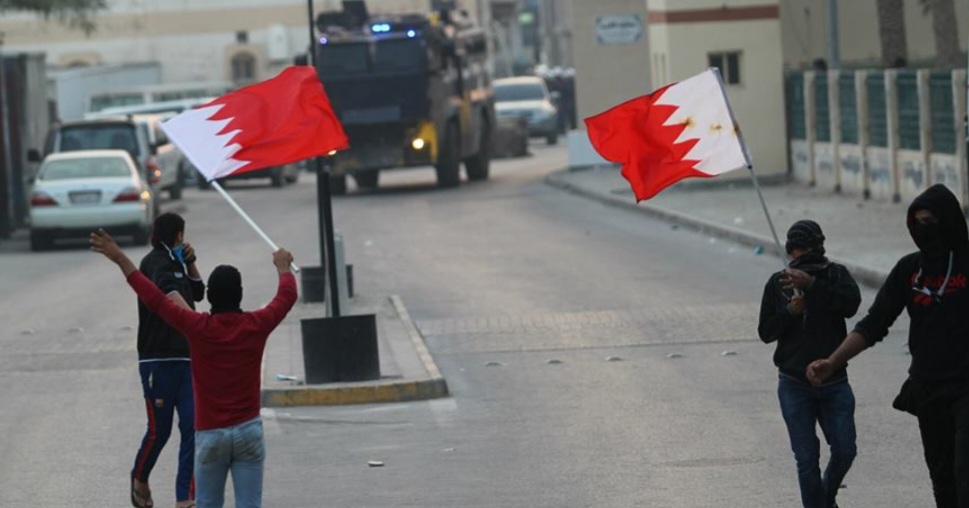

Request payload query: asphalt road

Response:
[0,142,926,508]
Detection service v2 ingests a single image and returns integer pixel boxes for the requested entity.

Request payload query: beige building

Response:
[561,0,787,176]
[648,0,787,176]
[0,0,481,84]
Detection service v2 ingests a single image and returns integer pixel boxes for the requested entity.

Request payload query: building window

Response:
[231,52,257,84]
[709,51,741,85]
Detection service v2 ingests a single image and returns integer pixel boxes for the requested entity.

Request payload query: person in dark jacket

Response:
[759,219,862,508]
[808,184,969,508]
[131,212,205,508]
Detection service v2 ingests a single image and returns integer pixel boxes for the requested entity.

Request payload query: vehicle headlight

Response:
[412,138,426,150]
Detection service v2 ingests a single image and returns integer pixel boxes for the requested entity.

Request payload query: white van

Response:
[87,82,232,115]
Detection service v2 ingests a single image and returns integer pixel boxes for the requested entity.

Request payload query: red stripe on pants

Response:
[134,398,157,479]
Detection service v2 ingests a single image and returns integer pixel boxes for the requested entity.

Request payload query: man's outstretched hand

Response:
[90,229,137,276]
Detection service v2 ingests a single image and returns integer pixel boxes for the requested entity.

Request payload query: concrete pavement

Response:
[261,162,923,407]
[547,165,924,289]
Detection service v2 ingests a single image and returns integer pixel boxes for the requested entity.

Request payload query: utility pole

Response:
[0,32,14,238]
[827,0,841,69]
[305,0,341,317]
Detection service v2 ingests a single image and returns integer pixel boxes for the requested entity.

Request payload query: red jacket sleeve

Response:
[251,273,298,332]
[127,271,206,339]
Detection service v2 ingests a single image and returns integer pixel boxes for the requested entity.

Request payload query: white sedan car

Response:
[28,150,155,251]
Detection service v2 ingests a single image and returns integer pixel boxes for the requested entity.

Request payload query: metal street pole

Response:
[306,0,342,317]
[0,32,15,238]
[827,0,841,69]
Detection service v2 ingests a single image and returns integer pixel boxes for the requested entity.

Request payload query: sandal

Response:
[130,478,153,508]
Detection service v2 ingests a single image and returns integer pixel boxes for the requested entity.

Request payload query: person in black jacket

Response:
[808,184,969,508]
[130,213,205,508]
[759,219,862,508]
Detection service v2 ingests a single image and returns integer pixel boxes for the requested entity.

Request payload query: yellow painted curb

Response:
[262,377,448,407]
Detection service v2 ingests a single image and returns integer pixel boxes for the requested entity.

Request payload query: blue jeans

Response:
[133,360,195,502]
[195,417,265,508]
[778,373,858,508]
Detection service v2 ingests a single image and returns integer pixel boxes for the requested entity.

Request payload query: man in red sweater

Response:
[91,229,298,508]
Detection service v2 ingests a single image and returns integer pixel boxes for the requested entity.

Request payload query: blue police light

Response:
[371,23,391,33]
[319,37,329,45]
[407,30,417,38]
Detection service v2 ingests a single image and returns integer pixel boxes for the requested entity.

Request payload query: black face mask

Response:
[914,222,947,254]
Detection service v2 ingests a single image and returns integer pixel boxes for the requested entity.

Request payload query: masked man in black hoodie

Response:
[808,184,969,508]
[759,219,862,508]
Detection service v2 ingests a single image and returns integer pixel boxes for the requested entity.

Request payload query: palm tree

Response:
[876,0,908,67]
[920,0,963,68]
[0,0,106,33]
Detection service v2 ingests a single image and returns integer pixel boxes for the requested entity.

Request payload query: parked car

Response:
[197,163,300,189]
[27,150,155,251]
[493,76,560,145]
[28,117,184,200]
[85,99,217,190]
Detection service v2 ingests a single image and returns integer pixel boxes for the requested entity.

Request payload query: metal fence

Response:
[866,72,888,148]
[896,70,920,150]
[930,71,957,154]
[787,72,806,140]
[814,72,831,142]
[838,73,858,144]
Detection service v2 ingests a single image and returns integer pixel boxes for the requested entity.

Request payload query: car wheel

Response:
[354,171,379,189]
[546,132,558,145]
[435,122,461,188]
[464,117,491,182]
[29,230,51,252]
[329,174,347,195]
[198,178,212,190]
[270,168,284,188]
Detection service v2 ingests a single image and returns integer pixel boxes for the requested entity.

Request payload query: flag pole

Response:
[710,68,788,270]
[210,181,301,272]
[746,165,788,269]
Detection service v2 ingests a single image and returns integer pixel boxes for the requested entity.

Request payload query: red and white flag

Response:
[161,66,348,182]
[585,69,750,201]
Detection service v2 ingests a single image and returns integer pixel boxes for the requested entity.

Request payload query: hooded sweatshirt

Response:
[854,184,969,381]
[759,255,862,383]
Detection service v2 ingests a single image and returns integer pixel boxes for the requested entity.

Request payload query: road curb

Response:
[545,170,889,290]
[261,295,449,407]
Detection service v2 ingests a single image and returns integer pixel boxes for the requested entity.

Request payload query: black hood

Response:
[906,184,969,253]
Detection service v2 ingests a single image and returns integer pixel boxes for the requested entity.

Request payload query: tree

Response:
[919,0,964,68]
[875,0,908,67]
[0,0,107,34]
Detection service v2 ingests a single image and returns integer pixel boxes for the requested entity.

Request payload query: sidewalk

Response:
[546,166,922,289]
[260,292,448,407]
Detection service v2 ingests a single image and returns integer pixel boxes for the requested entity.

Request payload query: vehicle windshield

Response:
[59,125,141,156]
[373,39,424,73]
[40,157,131,181]
[319,43,370,76]
[494,83,546,102]
[319,38,424,76]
